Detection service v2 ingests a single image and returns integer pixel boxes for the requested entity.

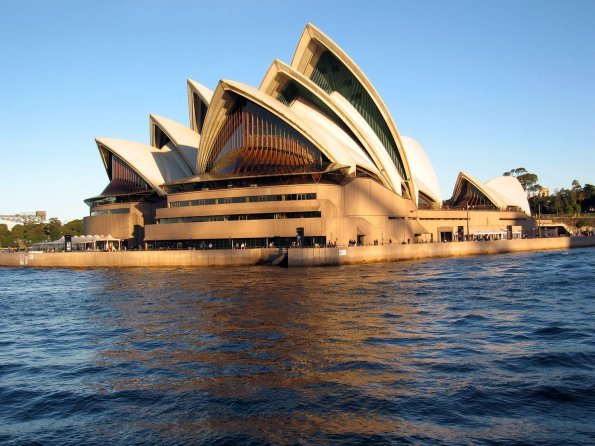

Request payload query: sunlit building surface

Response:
[84,24,535,249]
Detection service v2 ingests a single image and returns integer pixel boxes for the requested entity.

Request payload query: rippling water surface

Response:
[1,248,594,445]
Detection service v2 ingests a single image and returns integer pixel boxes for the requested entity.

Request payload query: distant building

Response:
[0,211,46,230]
[84,24,535,249]
[538,187,550,197]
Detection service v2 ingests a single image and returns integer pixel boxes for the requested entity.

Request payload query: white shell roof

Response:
[330,92,402,195]
[260,60,400,193]
[485,176,531,215]
[290,23,414,202]
[150,114,200,174]
[96,138,191,196]
[199,79,381,174]
[400,136,441,204]
[187,79,213,135]
[289,98,379,175]
[453,172,530,215]
[454,171,507,210]
[187,79,213,105]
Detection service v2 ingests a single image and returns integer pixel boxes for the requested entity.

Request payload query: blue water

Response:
[1,248,594,445]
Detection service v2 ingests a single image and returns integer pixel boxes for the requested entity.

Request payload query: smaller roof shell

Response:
[485,176,531,215]
[187,79,213,134]
[96,138,191,196]
[150,114,199,174]
[400,136,441,204]
[451,171,530,215]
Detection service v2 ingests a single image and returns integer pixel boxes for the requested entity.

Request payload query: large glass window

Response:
[205,99,329,175]
[160,211,321,224]
[170,193,316,208]
[451,181,498,210]
[90,208,130,216]
[277,80,370,160]
[309,50,407,182]
[100,151,151,196]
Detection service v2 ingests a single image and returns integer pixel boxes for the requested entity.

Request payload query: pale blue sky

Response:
[1,0,593,222]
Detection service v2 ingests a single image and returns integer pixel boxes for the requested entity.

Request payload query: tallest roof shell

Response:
[290,23,415,202]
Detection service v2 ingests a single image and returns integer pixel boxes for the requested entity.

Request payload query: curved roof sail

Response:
[96,138,191,196]
[187,79,213,134]
[451,172,530,215]
[198,79,378,177]
[260,60,401,192]
[400,136,442,206]
[485,176,531,215]
[149,114,199,175]
[290,23,414,201]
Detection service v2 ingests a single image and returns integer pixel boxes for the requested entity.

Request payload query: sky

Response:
[1,0,593,222]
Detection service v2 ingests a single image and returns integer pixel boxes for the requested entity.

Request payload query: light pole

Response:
[466,204,470,241]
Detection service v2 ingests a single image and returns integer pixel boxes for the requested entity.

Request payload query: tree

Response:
[63,219,84,236]
[503,167,541,194]
[582,184,595,213]
[44,218,63,241]
[0,224,12,248]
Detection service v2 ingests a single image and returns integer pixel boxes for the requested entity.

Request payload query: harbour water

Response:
[1,248,594,445]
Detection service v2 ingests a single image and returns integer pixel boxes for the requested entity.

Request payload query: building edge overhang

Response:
[164,162,351,186]
[290,23,415,203]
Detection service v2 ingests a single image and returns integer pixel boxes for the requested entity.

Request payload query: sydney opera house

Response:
[84,24,535,249]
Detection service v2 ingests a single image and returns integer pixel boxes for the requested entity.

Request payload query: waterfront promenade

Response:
[1,236,594,268]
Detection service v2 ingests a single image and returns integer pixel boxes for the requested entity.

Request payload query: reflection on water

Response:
[1,248,595,445]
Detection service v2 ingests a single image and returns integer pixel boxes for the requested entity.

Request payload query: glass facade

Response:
[170,192,316,207]
[160,211,321,224]
[277,80,373,164]
[451,181,498,209]
[100,151,152,196]
[309,50,408,183]
[90,208,130,216]
[149,235,327,250]
[205,99,329,175]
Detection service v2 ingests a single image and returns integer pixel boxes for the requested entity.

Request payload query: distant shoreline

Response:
[1,236,594,268]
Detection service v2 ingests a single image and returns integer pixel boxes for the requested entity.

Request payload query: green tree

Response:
[0,224,12,247]
[582,184,595,213]
[44,218,63,241]
[63,219,84,236]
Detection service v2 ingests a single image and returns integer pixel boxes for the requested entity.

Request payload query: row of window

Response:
[171,193,316,208]
[159,211,321,224]
[90,208,130,216]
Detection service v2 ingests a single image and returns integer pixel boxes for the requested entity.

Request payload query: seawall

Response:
[1,236,594,268]
[289,236,595,266]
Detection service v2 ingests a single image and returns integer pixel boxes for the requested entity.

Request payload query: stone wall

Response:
[0,248,277,268]
[288,236,595,267]
[1,237,593,268]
